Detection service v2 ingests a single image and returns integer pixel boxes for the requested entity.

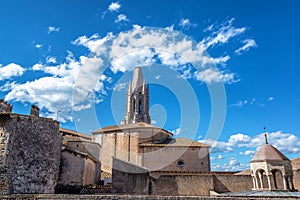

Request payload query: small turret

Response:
[30,105,40,117]
[0,99,13,113]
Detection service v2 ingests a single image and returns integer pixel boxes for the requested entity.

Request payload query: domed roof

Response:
[250,144,290,163]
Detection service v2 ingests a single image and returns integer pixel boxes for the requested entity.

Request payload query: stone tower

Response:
[121,67,151,124]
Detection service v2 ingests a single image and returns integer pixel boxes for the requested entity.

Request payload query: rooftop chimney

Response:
[30,105,40,117]
[0,99,13,113]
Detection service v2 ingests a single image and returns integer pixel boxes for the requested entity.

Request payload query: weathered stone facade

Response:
[93,123,210,173]
[111,157,253,196]
[140,139,210,172]
[112,158,150,194]
[0,167,11,195]
[0,113,62,194]
[56,139,101,193]
[94,123,173,172]
[292,158,300,190]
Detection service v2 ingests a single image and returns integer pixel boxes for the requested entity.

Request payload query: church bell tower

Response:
[121,67,151,124]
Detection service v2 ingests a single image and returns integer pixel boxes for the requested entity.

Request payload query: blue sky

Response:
[1,0,300,171]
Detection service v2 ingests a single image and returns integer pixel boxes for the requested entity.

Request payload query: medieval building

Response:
[93,67,211,176]
[1,67,300,197]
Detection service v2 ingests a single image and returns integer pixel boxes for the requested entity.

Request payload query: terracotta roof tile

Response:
[60,128,92,140]
[93,122,172,136]
[250,144,289,163]
[139,138,210,148]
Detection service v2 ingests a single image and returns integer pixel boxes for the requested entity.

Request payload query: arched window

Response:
[271,169,284,190]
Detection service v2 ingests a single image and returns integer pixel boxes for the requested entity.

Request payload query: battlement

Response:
[30,105,40,117]
[0,99,13,113]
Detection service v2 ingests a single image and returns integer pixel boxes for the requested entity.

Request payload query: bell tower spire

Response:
[121,67,151,124]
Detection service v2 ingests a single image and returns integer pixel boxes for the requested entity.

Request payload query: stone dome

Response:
[250,144,289,163]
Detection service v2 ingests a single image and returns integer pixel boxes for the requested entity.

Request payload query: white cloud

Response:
[113,82,127,92]
[35,44,43,49]
[73,23,252,84]
[32,63,43,71]
[108,2,121,12]
[211,162,249,172]
[229,100,248,107]
[5,54,106,122]
[201,133,251,153]
[3,22,255,123]
[253,131,300,154]
[210,157,217,161]
[48,26,60,33]
[115,14,129,23]
[201,131,300,156]
[171,128,183,135]
[230,97,274,108]
[151,119,157,125]
[235,39,257,55]
[46,56,57,64]
[240,150,256,156]
[0,63,25,81]
[194,68,236,84]
[178,18,197,29]
[201,139,233,153]
[200,18,246,50]
[155,75,161,80]
[228,133,251,147]
[229,158,240,166]
[211,155,224,161]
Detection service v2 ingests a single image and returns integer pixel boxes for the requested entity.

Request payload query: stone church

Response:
[93,67,210,175]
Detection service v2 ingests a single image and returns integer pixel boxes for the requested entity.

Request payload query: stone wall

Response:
[213,175,252,193]
[0,121,9,167]
[57,148,100,193]
[66,140,100,160]
[2,194,300,200]
[58,150,85,187]
[0,167,11,195]
[142,147,210,172]
[151,174,214,196]
[0,114,62,194]
[83,158,99,186]
[132,172,252,196]
[112,158,150,194]
[292,158,300,190]
[98,127,171,172]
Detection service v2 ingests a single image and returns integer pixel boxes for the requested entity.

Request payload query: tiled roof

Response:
[62,148,99,163]
[101,171,112,180]
[251,144,289,163]
[93,122,172,136]
[234,169,250,175]
[60,128,92,140]
[139,138,210,148]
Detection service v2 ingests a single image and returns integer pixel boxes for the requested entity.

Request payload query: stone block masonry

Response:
[0,167,11,195]
[0,113,62,194]
[0,194,299,200]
